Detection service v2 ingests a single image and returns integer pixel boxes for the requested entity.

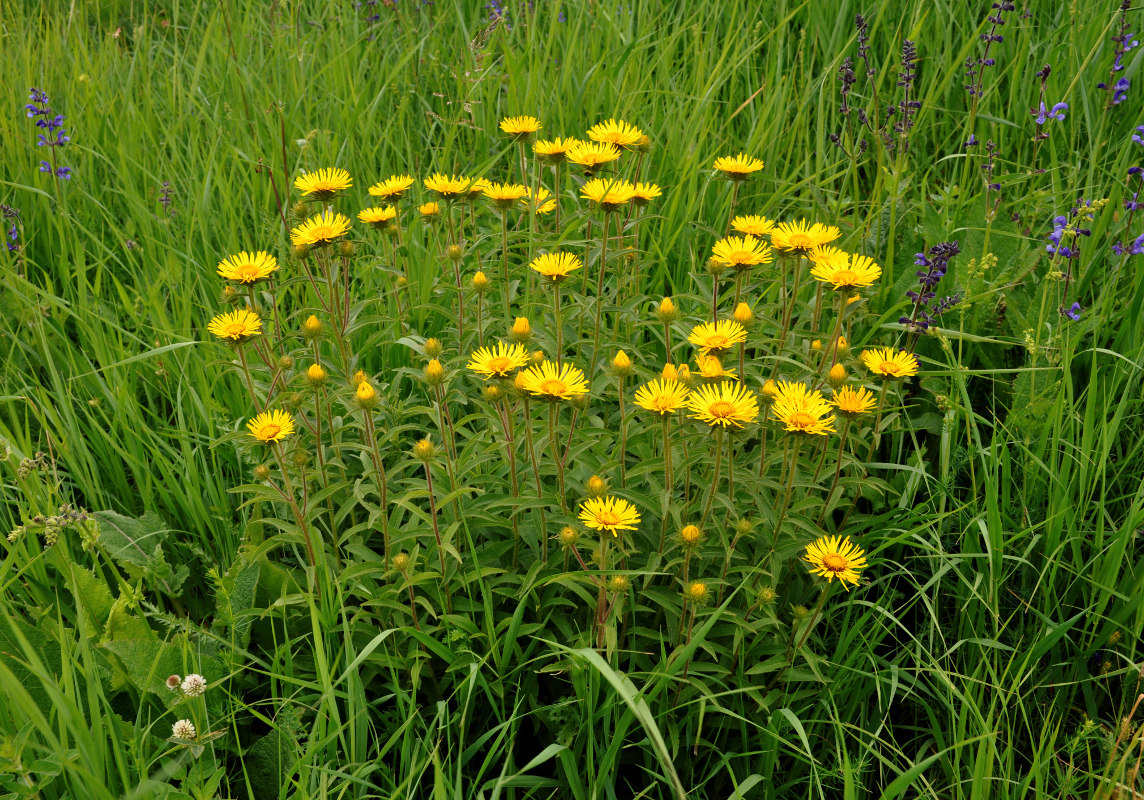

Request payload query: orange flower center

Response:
[877,361,902,376]
[235,263,260,281]
[597,511,622,527]
[832,269,857,284]
[708,401,736,418]
[225,323,248,338]
[705,334,729,349]
[821,553,849,572]
[727,249,753,263]
[259,424,281,440]
[309,225,337,240]
[540,379,567,395]
[788,411,817,430]
[487,356,512,374]
[651,396,676,412]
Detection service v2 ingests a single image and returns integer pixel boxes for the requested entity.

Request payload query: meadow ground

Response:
[3,1,1144,798]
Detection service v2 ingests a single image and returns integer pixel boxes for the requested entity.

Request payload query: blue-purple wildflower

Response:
[1065,302,1082,322]
[24,88,72,180]
[901,241,963,336]
[1,204,20,254]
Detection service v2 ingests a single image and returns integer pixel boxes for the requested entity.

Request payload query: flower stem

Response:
[658,415,673,555]
[589,210,611,373]
[549,403,567,511]
[700,427,724,528]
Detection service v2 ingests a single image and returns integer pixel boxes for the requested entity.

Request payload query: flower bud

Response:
[355,380,379,410]
[393,552,411,572]
[760,379,779,404]
[472,271,490,293]
[424,338,443,358]
[292,202,310,218]
[758,586,777,604]
[611,350,633,377]
[303,314,323,340]
[686,581,709,603]
[510,317,531,343]
[679,524,702,547]
[352,369,369,387]
[608,575,631,594]
[661,363,679,382]
[291,450,309,468]
[306,363,327,388]
[531,350,545,366]
[277,355,294,372]
[828,363,847,387]
[810,339,822,352]
[484,385,504,402]
[792,605,809,622]
[705,256,726,277]
[513,371,528,393]
[735,518,753,536]
[424,359,445,386]
[655,296,679,323]
[338,241,355,258]
[221,285,239,304]
[677,364,694,387]
[396,275,409,290]
[635,134,652,153]
[733,302,753,326]
[569,393,589,411]
[446,244,464,262]
[291,244,310,260]
[558,526,579,547]
[412,438,437,462]
[253,464,271,481]
[836,336,849,355]
[586,475,608,497]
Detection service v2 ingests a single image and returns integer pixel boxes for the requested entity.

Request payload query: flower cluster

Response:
[1,204,20,254]
[24,88,72,180]
[1098,1,1137,107]
[900,241,962,336]
[964,2,1014,98]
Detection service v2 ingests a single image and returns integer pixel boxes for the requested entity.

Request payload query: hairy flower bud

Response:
[424,338,443,358]
[393,552,411,572]
[412,438,437,462]
[424,359,445,386]
[510,317,531,343]
[303,314,323,340]
[608,575,631,593]
[253,464,271,481]
[655,296,679,323]
[828,363,847,387]
[355,380,379,410]
[586,475,608,497]
[558,526,579,546]
[306,363,327,388]
[760,379,779,404]
[810,339,822,352]
[679,524,702,547]
[686,581,709,603]
[611,350,633,377]
[446,244,464,262]
[276,355,294,372]
[338,241,355,258]
[472,271,490,293]
[484,385,504,402]
[661,363,679,382]
[733,302,753,326]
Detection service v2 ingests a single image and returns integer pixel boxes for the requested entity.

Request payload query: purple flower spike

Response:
[1065,302,1082,321]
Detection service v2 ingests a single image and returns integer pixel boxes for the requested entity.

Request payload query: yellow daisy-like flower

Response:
[580,177,636,211]
[466,342,530,380]
[566,141,622,172]
[533,137,580,162]
[290,210,352,248]
[530,252,582,283]
[772,381,836,435]
[587,119,644,149]
[522,186,557,214]
[423,173,473,198]
[633,378,690,415]
[368,174,416,200]
[694,354,736,380]
[803,534,867,590]
[861,347,919,379]
[294,168,352,200]
[631,182,662,206]
[687,319,748,355]
[810,249,882,290]
[357,206,398,229]
[500,115,541,138]
[831,385,878,417]
[246,409,295,444]
[483,182,529,208]
[731,215,776,236]
[578,495,641,537]
[519,360,589,401]
[419,201,441,220]
[686,381,759,428]
[217,251,279,284]
[206,308,262,341]
[713,153,764,179]
[711,235,774,270]
[771,220,842,254]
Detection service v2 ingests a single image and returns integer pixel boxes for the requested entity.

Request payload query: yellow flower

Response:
[828,363,847,387]
[472,271,490,292]
[760,379,779,404]
[686,381,759,428]
[533,137,580,162]
[731,215,776,236]
[803,534,867,590]
[418,201,441,219]
[530,251,582,283]
[711,235,774,271]
[580,177,636,211]
[368,174,415,200]
[712,153,764,179]
[655,297,679,323]
[294,168,352,200]
[861,347,919,379]
[578,495,641,537]
[355,380,380,409]
[661,363,680,382]
[357,206,398,229]
[246,409,295,443]
[586,475,609,497]
[772,381,836,436]
[685,581,710,603]
[521,186,557,214]
[633,378,690,415]
[424,173,473,198]
[687,319,748,355]
[217,251,279,284]
[290,211,352,248]
[467,342,530,379]
[611,350,633,376]
[771,220,842,254]
[207,309,262,341]
[679,524,702,547]
[694,354,737,380]
[810,249,882,290]
[733,302,753,326]
[510,317,531,342]
[306,363,327,387]
[832,385,877,416]
[586,119,644,148]
[631,182,662,206]
[500,115,541,138]
[519,361,590,400]
[566,141,622,172]
[303,314,323,339]
[483,182,529,208]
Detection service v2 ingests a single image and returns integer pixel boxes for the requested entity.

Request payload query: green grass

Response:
[2,0,1144,798]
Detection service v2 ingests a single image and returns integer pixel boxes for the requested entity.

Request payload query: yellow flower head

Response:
[581,177,636,211]
[578,495,641,537]
[832,385,877,416]
[530,251,582,283]
[771,220,842,254]
[290,211,352,248]
[419,201,441,219]
[731,215,776,237]
[500,115,542,139]
[861,347,919,379]
[368,174,415,200]
[522,186,557,215]
[713,153,764,179]
[694,354,736,380]
[633,378,690,416]
[803,534,867,590]
[483,182,529,208]
[424,173,474,198]
[810,249,882,290]
[587,119,644,148]
[733,302,754,326]
[631,182,662,206]
[207,309,262,341]
[688,319,748,355]
[357,206,398,229]
[711,235,774,271]
[772,381,836,436]
[467,342,530,380]
[217,251,279,284]
[246,409,295,443]
[686,381,759,428]
[533,137,580,162]
[294,168,352,200]
[661,363,680,382]
[566,141,622,172]
[520,361,590,401]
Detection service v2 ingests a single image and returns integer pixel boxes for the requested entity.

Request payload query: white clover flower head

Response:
[171,719,197,740]
[180,674,207,697]
[165,674,181,691]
